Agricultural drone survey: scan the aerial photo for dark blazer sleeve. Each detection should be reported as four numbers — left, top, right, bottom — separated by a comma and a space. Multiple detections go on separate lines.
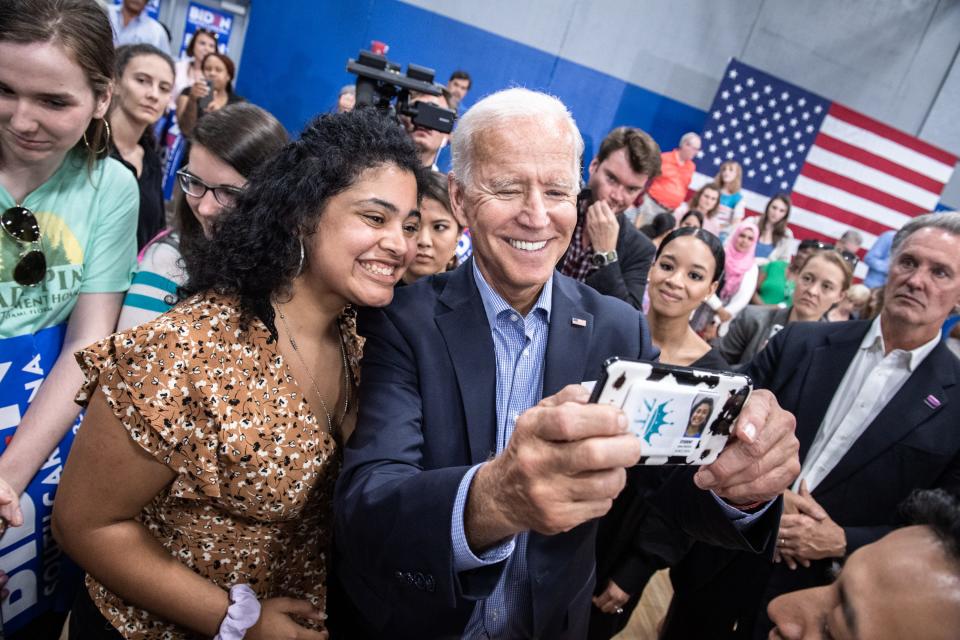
584, 218, 655, 309
333, 305, 492, 628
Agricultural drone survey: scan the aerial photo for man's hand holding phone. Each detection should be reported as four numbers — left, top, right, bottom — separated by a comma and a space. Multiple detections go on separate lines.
465, 385, 641, 551
694, 389, 800, 506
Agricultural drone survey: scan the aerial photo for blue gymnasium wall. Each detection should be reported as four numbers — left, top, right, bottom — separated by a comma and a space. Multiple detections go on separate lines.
235, 0, 706, 170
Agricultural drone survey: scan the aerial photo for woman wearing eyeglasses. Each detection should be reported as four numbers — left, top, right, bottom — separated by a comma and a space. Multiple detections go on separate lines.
116, 103, 288, 331
0, 0, 138, 570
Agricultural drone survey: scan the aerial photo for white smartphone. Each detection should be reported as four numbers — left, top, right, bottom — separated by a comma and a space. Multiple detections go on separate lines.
589, 358, 752, 465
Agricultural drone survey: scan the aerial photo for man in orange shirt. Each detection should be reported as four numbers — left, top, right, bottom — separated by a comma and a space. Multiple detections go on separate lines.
636, 132, 701, 226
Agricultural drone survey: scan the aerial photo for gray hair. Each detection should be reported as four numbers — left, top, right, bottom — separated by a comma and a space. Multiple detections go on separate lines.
450, 87, 584, 188
840, 229, 863, 244
339, 84, 355, 96
892, 211, 960, 254
680, 131, 701, 146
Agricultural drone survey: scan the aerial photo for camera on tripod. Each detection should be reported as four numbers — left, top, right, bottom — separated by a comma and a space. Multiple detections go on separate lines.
346, 50, 456, 134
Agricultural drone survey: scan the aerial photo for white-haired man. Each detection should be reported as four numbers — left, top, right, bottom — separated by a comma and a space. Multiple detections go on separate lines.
636, 131, 701, 226
334, 88, 799, 639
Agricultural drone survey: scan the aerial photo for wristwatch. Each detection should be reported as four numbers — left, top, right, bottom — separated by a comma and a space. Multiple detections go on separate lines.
590, 250, 618, 267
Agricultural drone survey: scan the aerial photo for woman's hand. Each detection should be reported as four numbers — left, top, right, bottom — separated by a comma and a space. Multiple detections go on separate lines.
0, 474, 23, 530
592, 579, 631, 615
245, 597, 328, 640
189, 78, 210, 100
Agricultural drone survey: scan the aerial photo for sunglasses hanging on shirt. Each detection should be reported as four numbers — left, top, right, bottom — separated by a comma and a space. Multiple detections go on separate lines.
2, 205, 47, 286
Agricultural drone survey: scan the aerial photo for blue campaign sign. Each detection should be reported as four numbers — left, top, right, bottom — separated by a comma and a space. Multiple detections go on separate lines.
179, 2, 235, 57
0, 324, 83, 633
112, 0, 161, 20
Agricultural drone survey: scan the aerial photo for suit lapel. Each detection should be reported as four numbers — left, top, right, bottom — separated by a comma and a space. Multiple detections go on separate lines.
793, 323, 866, 462
816, 342, 956, 494
542, 274, 594, 397
435, 263, 498, 464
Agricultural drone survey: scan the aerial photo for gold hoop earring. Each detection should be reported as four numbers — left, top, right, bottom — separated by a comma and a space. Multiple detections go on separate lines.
82, 118, 111, 155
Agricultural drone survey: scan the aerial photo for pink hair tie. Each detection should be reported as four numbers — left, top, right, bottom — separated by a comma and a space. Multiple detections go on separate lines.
214, 584, 261, 640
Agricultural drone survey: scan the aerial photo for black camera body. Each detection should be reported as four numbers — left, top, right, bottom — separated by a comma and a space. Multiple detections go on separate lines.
346, 50, 456, 134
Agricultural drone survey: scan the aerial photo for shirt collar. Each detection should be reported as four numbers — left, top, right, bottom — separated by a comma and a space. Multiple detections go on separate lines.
860, 315, 941, 371
472, 259, 552, 328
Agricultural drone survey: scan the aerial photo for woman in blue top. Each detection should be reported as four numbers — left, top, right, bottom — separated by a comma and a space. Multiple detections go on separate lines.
0, 0, 139, 611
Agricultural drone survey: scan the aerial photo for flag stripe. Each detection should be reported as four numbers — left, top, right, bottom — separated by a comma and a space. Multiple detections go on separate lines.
804, 146, 940, 211
813, 133, 946, 194
829, 103, 958, 167
820, 115, 955, 182
794, 173, 912, 231
790, 192, 893, 237
798, 164, 924, 218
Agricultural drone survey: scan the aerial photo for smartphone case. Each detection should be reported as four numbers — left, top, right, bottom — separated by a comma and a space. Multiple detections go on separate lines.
589, 357, 752, 465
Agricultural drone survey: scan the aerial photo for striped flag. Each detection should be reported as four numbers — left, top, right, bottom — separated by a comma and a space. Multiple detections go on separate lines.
692, 58, 957, 266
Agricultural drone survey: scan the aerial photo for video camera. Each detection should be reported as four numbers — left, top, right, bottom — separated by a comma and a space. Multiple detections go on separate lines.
346, 50, 456, 134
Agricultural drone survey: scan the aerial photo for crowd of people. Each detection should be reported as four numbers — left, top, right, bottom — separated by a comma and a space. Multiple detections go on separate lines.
1, 1, 959, 640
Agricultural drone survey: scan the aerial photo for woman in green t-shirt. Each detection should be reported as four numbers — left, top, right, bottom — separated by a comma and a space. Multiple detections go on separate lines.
0, 0, 138, 564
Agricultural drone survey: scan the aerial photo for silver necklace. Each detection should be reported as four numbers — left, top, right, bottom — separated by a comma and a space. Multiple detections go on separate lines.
277, 307, 349, 435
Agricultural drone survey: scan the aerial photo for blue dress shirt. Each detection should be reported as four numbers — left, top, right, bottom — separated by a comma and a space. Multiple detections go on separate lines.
450, 263, 770, 638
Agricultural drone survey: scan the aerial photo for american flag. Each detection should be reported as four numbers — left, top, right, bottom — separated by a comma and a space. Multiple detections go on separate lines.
691, 59, 957, 266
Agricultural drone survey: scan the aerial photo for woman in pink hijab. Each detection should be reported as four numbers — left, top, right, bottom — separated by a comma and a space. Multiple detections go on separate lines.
691, 221, 759, 338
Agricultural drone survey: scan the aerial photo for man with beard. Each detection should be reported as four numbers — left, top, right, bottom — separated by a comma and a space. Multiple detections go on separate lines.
558, 127, 659, 308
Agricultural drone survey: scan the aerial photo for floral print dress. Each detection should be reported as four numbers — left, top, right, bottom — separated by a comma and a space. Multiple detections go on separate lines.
74, 293, 362, 639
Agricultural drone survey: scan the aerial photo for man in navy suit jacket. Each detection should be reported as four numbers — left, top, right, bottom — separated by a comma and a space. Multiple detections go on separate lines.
333, 88, 801, 639
661, 212, 960, 639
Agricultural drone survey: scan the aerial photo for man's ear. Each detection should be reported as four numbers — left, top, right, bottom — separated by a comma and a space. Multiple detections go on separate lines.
447, 172, 469, 228
587, 157, 599, 179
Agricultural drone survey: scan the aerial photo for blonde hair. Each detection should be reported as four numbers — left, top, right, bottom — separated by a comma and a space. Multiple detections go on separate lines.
714, 160, 743, 193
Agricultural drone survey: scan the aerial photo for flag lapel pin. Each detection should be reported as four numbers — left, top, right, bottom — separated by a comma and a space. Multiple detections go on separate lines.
571, 317, 587, 327
924, 395, 941, 409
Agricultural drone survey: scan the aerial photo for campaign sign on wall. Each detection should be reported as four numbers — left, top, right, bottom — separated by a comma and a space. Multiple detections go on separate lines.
0, 324, 83, 633
178, 2, 235, 57
161, 2, 238, 199
112, 0, 161, 20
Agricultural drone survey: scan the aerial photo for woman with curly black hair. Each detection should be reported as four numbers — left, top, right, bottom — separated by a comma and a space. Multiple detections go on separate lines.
53, 108, 426, 639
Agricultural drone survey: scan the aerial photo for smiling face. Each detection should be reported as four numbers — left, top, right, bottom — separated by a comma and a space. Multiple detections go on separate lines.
791, 254, 847, 322
689, 402, 711, 429
767, 526, 960, 640
450, 117, 579, 314
404, 196, 460, 283
0, 41, 110, 170
304, 163, 420, 308
115, 54, 173, 127
587, 147, 649, 215
183, 144, 246, 238
203, 55, 231, 91
648, 235, 719, 318
882, 228, 960, 338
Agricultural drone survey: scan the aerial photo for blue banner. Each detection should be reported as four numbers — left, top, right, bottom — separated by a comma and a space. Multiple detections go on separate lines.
0, 324, 83, 633
179, 2, 235, 57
